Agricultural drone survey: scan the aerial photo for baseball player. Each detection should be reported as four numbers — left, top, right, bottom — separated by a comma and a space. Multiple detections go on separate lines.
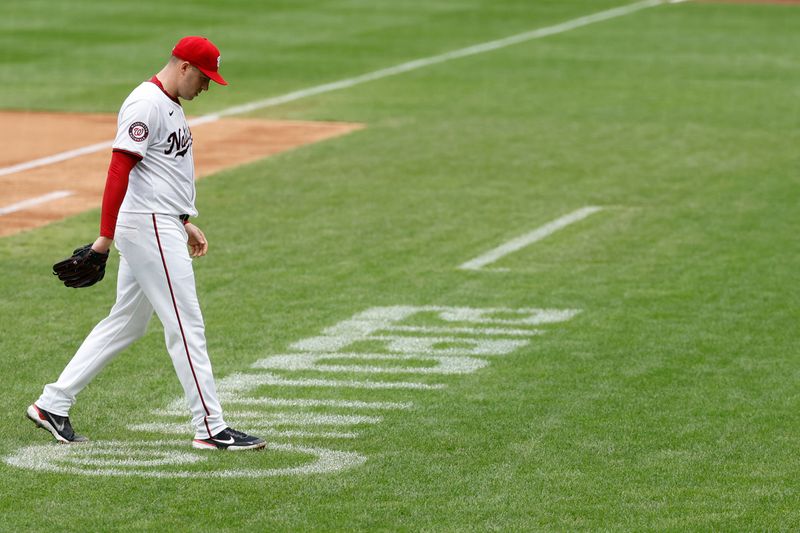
28, 36, 266, 451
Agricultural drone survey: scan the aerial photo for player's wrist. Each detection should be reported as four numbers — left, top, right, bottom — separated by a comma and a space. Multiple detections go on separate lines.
92, 236, 113, 254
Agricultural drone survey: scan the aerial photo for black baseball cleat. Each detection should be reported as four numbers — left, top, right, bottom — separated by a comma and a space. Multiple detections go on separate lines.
26, 404, 89, 444
192, 427, 266, 451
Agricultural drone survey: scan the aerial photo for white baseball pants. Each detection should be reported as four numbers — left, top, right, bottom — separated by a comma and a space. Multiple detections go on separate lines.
37, 212, 226, 439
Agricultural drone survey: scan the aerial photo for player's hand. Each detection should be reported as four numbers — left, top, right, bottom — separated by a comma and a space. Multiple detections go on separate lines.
185, 223, 208, 257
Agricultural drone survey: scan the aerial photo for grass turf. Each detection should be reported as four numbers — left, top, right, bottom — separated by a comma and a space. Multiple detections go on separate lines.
2, 0, 800, 530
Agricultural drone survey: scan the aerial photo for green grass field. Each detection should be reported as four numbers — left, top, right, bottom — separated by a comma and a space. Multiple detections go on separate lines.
3, 0, 800, 530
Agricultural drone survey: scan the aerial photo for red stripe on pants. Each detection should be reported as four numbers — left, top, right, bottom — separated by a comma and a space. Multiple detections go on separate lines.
152, 214, 213, 438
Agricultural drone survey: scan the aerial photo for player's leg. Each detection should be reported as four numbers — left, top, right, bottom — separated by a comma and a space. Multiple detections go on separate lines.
37, 252, 154, 415
31, 251, 154, 441
126, 214, 227, 439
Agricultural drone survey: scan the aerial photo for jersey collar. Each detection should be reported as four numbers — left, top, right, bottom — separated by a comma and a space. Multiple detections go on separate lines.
148, 75, 181, 106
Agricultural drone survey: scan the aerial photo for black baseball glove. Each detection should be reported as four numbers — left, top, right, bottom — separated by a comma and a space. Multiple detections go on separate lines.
53, 244, 109, 288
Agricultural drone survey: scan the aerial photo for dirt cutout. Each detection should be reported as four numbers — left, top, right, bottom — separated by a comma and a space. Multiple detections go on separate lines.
0, 111, 363, 237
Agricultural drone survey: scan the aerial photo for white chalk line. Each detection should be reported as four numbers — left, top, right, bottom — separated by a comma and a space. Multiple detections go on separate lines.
162, 412, 383, 426
253, 352, 490, 375
0, 0, 669, 181
129, 423, 361, 439
221, 372, 446, 391
5, 440, 367, 478
163, 397, 413, 413
0, 142, 111, 178
459, 206, 604, 271
0, 190, 73, 216
382, 325, 542, 337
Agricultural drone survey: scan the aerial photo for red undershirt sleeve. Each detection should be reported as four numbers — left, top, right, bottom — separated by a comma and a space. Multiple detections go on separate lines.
99, 150, 141, 239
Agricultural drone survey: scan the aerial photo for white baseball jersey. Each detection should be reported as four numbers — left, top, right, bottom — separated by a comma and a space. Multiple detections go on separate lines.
37, 77, 226, 440
113, 80, 198, 217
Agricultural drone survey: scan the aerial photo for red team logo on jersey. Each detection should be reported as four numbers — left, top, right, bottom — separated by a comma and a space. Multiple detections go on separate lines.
129, 122, 149, 142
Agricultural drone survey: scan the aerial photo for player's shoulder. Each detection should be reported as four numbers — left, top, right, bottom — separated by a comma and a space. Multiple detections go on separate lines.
119, 81, 173, 121
122, 81, 163, 106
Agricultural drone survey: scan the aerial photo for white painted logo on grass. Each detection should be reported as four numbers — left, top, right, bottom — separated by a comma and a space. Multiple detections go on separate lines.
7, 305, 579, 477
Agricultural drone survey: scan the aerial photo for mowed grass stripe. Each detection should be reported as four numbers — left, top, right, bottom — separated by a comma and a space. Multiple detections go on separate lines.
0, 0, 669, 179
204, 0, 669, 120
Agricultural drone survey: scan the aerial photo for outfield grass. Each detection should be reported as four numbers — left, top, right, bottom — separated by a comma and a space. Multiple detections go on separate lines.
2, 0, 800, 530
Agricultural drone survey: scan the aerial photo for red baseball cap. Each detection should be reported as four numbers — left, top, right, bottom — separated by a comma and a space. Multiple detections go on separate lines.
172, 36, 228, 86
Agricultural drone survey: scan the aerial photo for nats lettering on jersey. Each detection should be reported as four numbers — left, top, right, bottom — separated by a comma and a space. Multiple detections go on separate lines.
164, 126, 192, 158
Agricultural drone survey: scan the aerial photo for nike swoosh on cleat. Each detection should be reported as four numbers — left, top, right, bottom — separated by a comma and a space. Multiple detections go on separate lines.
53, 418, 66, 432
212, 437, 236, 445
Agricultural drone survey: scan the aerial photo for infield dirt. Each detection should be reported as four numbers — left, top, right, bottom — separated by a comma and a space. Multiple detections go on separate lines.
0, 111, 363, 237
